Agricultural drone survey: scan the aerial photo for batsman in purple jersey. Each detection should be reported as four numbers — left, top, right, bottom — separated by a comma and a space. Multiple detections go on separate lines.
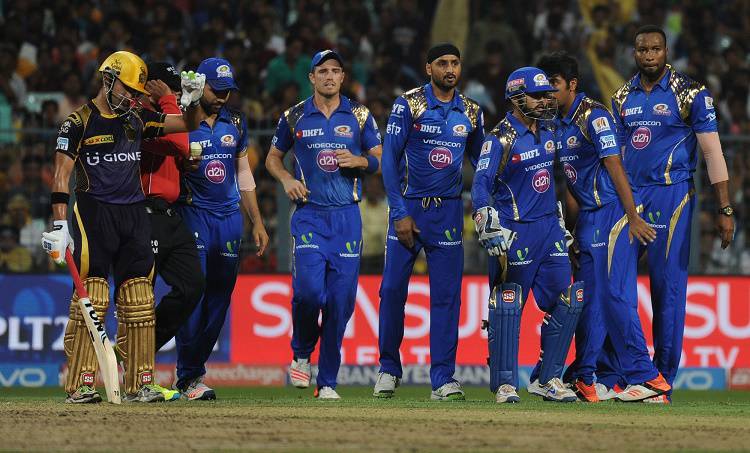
610, 26, 734, 402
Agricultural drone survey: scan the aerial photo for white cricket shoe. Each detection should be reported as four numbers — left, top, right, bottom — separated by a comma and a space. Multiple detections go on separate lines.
289, 358, 311, 389
431, 381, 465, 401
495, 384, 520, 403
373, 372, 400, 398
615, 374, 670, 402
527, 378, 577, 402
315, 386, 341, 400
595, 383, 619, 401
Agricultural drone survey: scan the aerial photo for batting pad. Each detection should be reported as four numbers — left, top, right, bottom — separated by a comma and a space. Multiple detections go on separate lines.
115, 277, 156, 395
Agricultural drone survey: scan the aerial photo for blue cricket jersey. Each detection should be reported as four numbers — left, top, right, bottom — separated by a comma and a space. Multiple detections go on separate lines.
382, 83, 484, 221
272, 95, 381, 207
180, 107, 248, 214
556, 93, 621, 211
471, 112, 557, 222
611, 64, 717, 187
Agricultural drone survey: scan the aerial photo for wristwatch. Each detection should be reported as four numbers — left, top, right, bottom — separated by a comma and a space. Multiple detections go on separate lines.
718, 205, 734, 216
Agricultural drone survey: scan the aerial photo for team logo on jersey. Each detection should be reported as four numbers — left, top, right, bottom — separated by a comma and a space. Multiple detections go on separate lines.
502, 290, 516, 303
631, 126, 651, 149
532, 168, 551, 193
533, 73, 549, 86
428, 147, 453, 169
205, 159, 226, 183
544, 140, 555, 154
480, 140, 492, 155
216, 64, 233, 78
599, 134, 617, 149
220, 134, 236, 147
316, 149, 339, 172
414, 123, 442, 134
563, 162, 577, 184
653, 103, 671, 115
592, 117, 610, 133
296, 128, 325, 139
452, 124, 468, 137
334, 124, 353, 138
566, 136, 580, 148
705, 97, 714, 110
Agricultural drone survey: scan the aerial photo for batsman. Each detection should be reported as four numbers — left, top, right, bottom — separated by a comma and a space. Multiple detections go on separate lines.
42, 51, 203, 403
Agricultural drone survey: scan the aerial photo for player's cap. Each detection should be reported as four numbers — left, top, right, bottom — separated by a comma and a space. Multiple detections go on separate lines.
147, 62, 181, 92
197, 57, 238, 91
310, 49, 343, 72
505, 66, 557, 99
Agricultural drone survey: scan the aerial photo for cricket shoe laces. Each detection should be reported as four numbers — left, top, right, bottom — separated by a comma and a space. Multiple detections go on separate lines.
65, 385, 102, 404
495, 384, 521, 403
616, 373, 671, 402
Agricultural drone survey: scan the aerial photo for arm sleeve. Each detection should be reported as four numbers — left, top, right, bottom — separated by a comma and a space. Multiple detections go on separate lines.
236, 112, 250, 158
271, 115, 294, 153
697, 132, 729, 184
587, 109, 620, 158
236, 154, 257, 192
471, 136, 502, 212
55, 114, 85, 159
381, 97, 412, 221
690, 89, 718, 134
141, 96, 189, 158
466, 109, 486, 167
361, 113, 382, 152
140, 108, 168, 139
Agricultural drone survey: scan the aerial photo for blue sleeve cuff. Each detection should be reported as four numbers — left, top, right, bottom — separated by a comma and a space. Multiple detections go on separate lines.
364, 154, 379, 174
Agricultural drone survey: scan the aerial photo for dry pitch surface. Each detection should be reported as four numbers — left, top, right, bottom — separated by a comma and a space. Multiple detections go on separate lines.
1, 387, 749, 452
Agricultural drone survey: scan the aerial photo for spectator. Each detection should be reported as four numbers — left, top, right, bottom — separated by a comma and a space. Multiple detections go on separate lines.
359, 176, 388, 274
0, 224, 32, 273
56, 72, 88, 122
3, 194, 47, 271
264, 35, 311, 101
8, 154, 51, 220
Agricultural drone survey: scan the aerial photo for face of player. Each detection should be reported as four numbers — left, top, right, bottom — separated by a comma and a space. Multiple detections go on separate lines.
547, 74, 577, 111
514, 91, 557, 120
427, 55, 461, 92
309, 59, 344, 99
109, 78, 142, 115
634, 32, 667, 81
200, 84, 231, 115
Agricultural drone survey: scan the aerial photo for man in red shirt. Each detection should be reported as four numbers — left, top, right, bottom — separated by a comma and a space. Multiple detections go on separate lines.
141, 62, 205, 364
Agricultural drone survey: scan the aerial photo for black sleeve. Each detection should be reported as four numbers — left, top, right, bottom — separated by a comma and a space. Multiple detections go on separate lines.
139, 108, 167, 139
55, 113, 85, 159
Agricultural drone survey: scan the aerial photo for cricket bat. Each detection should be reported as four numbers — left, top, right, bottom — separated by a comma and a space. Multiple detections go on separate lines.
65, 248, 121, 404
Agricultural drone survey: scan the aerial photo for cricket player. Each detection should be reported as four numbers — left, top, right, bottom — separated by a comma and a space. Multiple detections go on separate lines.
175, 57, 269, 401
42, 50, 203, 403
611, 25, 734, 402
140, 62, 205, 354
376, 43, 484, 401
471, 66, 582, 403
538, 52, 671, 403
266, 50, 382, 400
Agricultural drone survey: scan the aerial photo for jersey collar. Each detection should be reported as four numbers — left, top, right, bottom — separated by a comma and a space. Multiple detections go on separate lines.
631, 65, 671, 92
505, 111, 548, 136
424, 83, 465, 112
561, 92, 586, 125
303, 94, 352, 116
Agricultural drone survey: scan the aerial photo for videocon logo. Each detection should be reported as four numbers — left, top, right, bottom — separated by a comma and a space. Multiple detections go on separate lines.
346, 240, 361, 253
225, 240, 239, 253
516, 248, 529, 260
444, 227, 458, 241
555, 241, 565, 253
593, 229, 601, 243
648, 211, 661, 224
300, 233, 313, 244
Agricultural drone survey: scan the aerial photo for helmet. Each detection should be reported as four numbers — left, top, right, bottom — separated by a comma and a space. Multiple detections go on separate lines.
99, 51, 149, 95
505, 66, 558, 120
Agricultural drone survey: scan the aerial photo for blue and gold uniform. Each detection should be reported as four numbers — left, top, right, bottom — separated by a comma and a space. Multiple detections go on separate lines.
611, 65, 717, 389
380, 83, 484, 390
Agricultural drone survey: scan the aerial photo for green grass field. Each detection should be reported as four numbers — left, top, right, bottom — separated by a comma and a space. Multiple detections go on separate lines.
2, 387, 750, 452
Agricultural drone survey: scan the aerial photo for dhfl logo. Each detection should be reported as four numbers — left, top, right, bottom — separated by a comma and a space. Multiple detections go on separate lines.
414, 123, 442, 134
576, 288, 584, 302
428, 147, 453, 169
532, 168, 551, 193
502, 290, 516, 303
296, 128, 324, 139
316, 150, 339, 172
563, 162, 577, 184
205, 160, 226, 183
631, 126, 651, 149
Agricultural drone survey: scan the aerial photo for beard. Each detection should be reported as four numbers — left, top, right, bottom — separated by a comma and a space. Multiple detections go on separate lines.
432, 74, 458, 92
638, 61, 666, 81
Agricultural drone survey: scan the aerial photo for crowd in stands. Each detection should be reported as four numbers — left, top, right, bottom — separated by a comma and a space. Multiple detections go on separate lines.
0, 0, 748, 274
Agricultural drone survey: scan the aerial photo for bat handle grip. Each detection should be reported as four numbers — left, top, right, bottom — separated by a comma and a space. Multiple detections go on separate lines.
65, 248, 89, 299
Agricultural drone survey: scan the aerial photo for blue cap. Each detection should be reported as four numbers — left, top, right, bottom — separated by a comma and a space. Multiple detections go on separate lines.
310, 49, 343, 72
504, 66, 557, 99
197, 58, 238, 91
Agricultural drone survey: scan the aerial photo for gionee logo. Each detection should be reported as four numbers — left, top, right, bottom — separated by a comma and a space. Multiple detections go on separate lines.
516, 248, 529, 260
444, 228, 458, 241
648, 211, 661, 224
301, 233, 313, 244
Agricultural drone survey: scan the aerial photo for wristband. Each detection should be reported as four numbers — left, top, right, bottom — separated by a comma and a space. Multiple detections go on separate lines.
364, 155, 379, 174
51, 192, 70, 205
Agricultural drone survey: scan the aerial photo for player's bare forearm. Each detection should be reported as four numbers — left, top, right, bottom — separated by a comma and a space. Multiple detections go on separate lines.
163, 105, 201, 134
52, 153, 74, 221
265, 146, 295, 183
712, 180, 730, 207
603, 155, 639, 217
240, 189, 263, 226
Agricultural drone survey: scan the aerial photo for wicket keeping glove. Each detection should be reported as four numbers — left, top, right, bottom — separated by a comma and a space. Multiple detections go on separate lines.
556, 201, 574, 248
474, 206, 516, 257
41, 220, 74, 264
180, 71, 206, 108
